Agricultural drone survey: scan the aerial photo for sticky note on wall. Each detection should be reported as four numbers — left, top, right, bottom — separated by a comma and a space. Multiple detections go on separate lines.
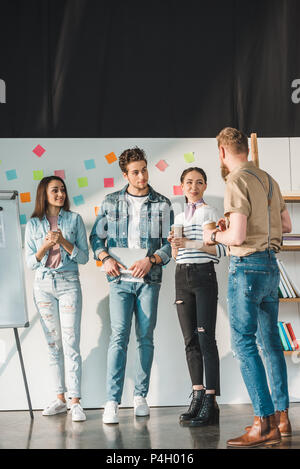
19, 214, 27, 225
33, 145, 46, 157
73, 195, 85, 206
54, 170, 65, 179
95, 207, 100, 217
173, 186, 183, 196
155, 160, 168, 172
105, 152, 117, 164
84, 159, 96, 170
6, 169, 17, 181
33, 170, 44, 181
77, 177, 88, 188
20, 192, 31, 203
184, 152, 195, 163
104, 178, 114, 188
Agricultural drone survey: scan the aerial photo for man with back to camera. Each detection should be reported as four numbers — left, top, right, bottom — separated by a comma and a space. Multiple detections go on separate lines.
90, 147, 174, 424
203, 127, 292, 448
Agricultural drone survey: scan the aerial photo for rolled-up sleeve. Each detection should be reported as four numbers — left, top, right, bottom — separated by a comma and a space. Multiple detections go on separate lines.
154, 201, 174, 265
215, 243, 227, 258
89, 201, 108, 260
69, 214, 89, 264
24, 221, 41, 270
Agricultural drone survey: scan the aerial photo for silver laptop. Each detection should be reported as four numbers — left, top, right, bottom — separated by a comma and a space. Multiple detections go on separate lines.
102, 247, 148, 273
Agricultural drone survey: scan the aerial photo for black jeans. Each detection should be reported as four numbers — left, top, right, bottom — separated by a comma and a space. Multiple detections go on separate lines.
175, 262, 220, 395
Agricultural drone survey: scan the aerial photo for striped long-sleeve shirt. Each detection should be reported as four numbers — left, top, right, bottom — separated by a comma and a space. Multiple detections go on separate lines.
175, 204, 226, 264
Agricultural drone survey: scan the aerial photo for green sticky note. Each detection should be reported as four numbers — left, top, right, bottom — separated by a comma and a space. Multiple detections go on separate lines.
33, 170, 44, 180
77, 177, 88, 188
184, 152, 195, 163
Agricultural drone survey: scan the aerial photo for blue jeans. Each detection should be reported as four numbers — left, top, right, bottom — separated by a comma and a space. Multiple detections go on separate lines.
228, 250, 289, 417
107, 281, 161, 403
33, 271, 83, 398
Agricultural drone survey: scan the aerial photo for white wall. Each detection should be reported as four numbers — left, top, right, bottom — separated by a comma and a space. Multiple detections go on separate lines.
0, 137, 299, 410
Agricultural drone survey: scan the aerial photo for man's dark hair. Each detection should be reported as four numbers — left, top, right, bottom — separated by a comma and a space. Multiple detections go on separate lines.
119, 147, 147, 173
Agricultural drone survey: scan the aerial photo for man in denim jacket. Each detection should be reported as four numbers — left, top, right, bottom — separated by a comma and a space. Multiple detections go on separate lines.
90, 147, 174, 424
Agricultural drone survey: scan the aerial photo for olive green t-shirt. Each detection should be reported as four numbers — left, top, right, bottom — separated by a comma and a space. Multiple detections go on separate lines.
224, 161, 285, 257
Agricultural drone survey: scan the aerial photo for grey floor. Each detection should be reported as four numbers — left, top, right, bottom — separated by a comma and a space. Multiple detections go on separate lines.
1, 403, 300, 449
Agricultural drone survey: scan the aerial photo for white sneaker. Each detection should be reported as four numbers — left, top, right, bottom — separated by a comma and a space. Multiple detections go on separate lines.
70, 403, 86, 422
103, 401, 119, 424
42, 398, 67, 416
134, 396, 150, 417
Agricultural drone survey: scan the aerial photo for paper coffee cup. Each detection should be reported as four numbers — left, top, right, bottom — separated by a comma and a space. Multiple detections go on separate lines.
173, 224, 183, 238
204, 222, 216, 230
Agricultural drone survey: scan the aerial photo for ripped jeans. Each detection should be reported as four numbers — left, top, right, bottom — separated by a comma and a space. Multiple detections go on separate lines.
175, 262, 220, 395
33, 271, 82, 398
228, 250, 289, 417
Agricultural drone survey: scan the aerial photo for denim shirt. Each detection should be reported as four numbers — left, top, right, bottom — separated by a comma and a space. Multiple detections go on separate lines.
25, 208, 89, 275
90, 184, 174, 284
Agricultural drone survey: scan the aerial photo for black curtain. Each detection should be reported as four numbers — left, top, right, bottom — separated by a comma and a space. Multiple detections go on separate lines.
0, 0, 300, 137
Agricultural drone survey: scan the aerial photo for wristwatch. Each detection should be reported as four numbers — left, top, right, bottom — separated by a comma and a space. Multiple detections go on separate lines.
210, 231, 218, 244
149, 255, 156, 265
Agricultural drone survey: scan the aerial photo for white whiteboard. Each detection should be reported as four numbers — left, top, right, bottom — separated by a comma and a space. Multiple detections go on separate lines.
0, 191, 29, 328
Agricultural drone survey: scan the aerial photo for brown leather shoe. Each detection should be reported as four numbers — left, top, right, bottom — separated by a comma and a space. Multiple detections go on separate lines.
245, 409, 292, 437
275, 409, 292, 437
227, 414, 281, 448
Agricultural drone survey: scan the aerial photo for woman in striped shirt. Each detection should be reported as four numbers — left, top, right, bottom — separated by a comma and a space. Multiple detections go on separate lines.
169, 167, 225, 427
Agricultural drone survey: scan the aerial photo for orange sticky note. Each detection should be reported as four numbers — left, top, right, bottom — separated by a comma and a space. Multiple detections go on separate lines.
20, 192, 31, 203
96, 260, 103, 267
105, 152, 117, 164
94, 206, 100, 217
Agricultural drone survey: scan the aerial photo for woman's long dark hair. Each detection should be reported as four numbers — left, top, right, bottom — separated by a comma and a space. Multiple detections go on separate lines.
180, 167, 207, 203
31, 176, 70, 220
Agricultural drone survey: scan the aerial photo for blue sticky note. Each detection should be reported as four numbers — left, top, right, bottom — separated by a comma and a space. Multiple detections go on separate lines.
19, 214, 27, 225
84, 159, 96, 170
73, 195, 85, 206
6, 169, 17, 181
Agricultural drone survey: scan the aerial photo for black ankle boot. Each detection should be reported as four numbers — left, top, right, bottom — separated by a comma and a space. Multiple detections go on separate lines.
179, 389, 205, 423
189, 394, 219, 426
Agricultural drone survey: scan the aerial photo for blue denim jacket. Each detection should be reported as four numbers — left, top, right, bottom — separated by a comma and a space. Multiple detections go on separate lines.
90, 184, 174, 284
25, 208, 89, 274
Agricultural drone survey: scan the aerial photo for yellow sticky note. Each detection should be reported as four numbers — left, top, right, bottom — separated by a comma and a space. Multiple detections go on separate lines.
184, 152, 195, 163
33, 170, 44, 181
77, 177, 88, 188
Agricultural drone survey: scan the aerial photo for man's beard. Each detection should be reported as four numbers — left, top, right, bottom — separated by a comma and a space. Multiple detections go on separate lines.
220, 165, 230, 181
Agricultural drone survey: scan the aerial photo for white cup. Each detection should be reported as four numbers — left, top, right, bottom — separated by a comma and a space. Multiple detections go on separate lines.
172, 224, 183, 238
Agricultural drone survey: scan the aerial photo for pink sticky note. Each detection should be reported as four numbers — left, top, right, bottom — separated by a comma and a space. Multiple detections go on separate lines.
155, 160, 168, 172
104, 178, 114, 188
54, 170, 65, 179
173, 185, 183, 196
33, 145, 46, 157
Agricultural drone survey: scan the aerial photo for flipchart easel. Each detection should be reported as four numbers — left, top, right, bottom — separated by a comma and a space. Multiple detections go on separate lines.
250, 133, 259, 168
0, 191, 33, 419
